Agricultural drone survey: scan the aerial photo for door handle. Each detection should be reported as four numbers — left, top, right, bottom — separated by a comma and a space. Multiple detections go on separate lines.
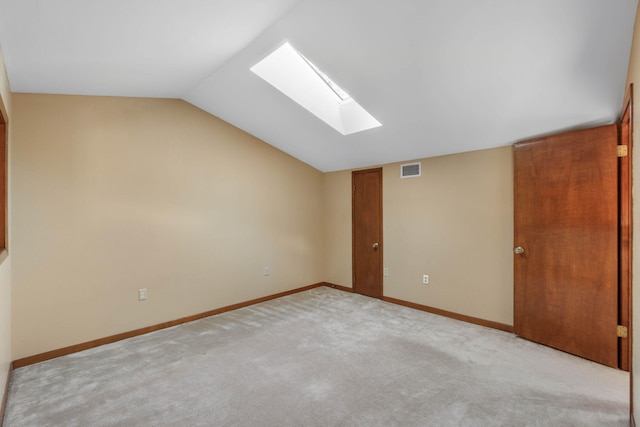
514, 246, 525, 255
372, 242, 379, 249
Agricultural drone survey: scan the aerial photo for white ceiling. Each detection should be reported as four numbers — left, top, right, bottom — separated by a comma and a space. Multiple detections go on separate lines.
0, 0, 637, 172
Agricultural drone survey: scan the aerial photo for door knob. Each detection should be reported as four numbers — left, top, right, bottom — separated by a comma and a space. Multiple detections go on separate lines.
514, 246, 525, 255
372, 242, 379, 249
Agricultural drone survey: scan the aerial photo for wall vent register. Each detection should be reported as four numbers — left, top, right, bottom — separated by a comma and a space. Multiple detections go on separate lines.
401, 162, 421, 178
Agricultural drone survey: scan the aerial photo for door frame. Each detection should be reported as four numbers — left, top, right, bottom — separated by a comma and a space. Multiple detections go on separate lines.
352, 168, 383, 298
620, 84, 634, 418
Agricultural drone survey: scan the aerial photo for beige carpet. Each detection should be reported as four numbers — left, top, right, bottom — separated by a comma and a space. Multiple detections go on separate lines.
3, 286, 629, 426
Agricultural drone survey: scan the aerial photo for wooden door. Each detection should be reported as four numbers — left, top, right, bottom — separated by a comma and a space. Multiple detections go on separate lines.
514, 124, 619, 368
352, 168, 383, 298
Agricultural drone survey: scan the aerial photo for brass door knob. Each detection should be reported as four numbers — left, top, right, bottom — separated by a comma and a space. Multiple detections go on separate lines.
514, 246, 525, 255
372, 242, 379, 249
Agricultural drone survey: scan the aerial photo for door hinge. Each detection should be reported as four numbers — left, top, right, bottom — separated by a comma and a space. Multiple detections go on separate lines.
617, 325, 628, 338
618, 145, 628, 157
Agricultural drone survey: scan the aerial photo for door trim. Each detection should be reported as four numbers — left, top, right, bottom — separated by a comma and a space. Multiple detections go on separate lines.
620, 83, 634, 419
619, 86, 633, 372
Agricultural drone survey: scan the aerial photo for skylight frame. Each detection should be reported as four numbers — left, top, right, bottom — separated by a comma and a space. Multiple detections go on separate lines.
298, 53, 351, 102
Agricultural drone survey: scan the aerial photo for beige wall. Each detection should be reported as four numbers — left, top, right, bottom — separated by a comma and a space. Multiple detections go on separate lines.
384, 148, 514, 324
10, 93, 512, 362
323, 170, 352, 286
324, 146, 514, 326
625, 2, 640, 420
11, 93, 514, 361
0, 47, 11, 411
11, 94, 324, 359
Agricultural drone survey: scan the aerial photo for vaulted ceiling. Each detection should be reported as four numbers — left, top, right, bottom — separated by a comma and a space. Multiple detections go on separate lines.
0, 0, 637, 171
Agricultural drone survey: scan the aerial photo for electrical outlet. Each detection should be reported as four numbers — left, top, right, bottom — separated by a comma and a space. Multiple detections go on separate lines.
384, 267, 389, 277
138, 288, 147, 301
264, 266, 270, 276
423, 275, 429, 285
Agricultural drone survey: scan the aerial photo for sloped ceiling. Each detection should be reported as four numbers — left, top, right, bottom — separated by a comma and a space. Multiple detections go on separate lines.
0, 0, 637, 171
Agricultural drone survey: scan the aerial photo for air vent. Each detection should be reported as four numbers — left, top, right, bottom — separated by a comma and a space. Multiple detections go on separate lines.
401, 162, 421, 178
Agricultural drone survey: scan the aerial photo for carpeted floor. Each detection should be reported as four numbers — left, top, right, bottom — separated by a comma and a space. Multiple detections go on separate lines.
3, 287, 629, 426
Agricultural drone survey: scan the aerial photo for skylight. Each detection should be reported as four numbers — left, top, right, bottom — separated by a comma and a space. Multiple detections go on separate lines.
250, 42, 382, 136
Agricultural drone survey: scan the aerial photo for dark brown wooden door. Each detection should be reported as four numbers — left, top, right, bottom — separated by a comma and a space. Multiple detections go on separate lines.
514, 124, 619, 368
352, 168, 382, 298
